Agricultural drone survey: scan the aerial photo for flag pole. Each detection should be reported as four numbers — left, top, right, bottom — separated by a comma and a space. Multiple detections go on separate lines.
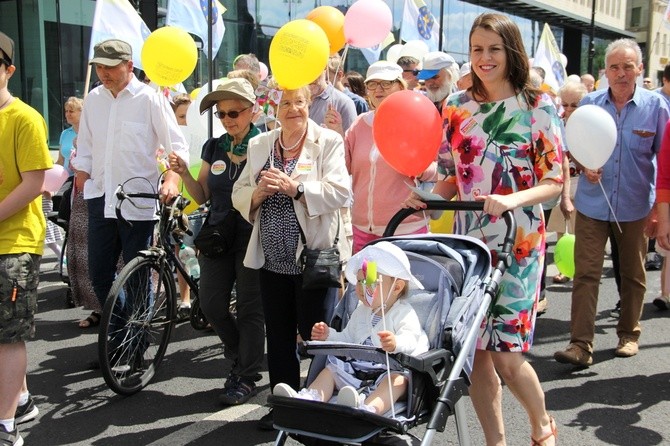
207, 0, 214, 140
438, 0, 444, 51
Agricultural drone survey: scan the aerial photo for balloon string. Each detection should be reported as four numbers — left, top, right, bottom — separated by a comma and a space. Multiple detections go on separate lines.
378, 275, 396, 419
269, 90, 284, 169
599, 178, 622, 233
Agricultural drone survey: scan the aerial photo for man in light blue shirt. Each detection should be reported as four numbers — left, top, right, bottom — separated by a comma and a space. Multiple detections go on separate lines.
555, 39, 669, 366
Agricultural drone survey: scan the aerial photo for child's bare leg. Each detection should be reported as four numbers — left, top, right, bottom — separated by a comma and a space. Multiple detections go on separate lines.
364, 373, 407, 414
307, 368, 337, 402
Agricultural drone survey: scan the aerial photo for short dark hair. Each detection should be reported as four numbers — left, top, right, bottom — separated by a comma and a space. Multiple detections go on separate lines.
663, 63, 670, 82
396, 56, 419, 68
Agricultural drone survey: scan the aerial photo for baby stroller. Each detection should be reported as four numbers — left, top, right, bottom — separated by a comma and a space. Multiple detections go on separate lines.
268, 201, 515, 446
47, 176, 74, 307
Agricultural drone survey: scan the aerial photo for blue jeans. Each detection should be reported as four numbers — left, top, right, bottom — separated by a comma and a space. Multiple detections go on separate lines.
87, 196, 154, 308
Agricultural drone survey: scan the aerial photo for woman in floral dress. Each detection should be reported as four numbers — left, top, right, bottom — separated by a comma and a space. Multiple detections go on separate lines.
408, 13, 562, 446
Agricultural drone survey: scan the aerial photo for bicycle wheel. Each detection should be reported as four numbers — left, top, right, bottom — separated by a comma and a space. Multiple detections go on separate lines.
98, 256, 175, 395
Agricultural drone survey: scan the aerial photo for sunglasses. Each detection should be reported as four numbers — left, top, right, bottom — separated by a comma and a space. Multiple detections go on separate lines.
403, 69, 420, 76
0, 57, 10, 68
561, 103, 579, 108
214, 106, 251, 119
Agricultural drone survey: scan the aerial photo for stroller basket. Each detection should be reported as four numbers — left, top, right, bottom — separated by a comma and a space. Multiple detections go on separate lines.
270, 201, 516, 446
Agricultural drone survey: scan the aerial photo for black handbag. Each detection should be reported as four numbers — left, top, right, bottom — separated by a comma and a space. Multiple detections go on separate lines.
298, 213, 342, 290
194, 209, 238, 258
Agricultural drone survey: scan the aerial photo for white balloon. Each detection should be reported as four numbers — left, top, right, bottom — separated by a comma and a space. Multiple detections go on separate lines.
385, 44, 403, 64
559, 53, 568, 68
186, 80, 226, 146
399, 40, 429, 61
565, 104, 617, 169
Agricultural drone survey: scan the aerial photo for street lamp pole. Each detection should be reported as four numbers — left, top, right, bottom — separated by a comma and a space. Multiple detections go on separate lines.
588, 0, 596, 75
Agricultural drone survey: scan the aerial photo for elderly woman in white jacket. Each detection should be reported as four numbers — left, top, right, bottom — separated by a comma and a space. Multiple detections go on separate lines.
232, 84, 351, 429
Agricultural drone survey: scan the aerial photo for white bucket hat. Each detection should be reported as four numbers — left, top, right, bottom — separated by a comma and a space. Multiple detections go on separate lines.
345, 241, 424, 290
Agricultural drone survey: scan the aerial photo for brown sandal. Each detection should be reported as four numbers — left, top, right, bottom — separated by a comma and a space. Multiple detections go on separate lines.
531, 416, 557, 446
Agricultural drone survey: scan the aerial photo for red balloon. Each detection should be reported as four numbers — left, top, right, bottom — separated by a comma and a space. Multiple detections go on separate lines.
373, 90, 442, 177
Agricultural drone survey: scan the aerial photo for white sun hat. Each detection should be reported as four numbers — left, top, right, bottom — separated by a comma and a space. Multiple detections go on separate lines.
345, 241, 424, 290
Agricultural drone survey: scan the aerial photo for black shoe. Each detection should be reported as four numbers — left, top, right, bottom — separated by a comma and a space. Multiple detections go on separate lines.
219, 378, 257, 406
14, 395, 38, 424
645, 252, 662, 271
258, 409, 274, 431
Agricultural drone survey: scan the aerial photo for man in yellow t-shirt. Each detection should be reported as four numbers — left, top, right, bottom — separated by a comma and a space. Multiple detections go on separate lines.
0, 31, 53, 446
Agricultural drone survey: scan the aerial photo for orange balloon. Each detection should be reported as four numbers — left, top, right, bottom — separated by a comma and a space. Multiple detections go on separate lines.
306, 6, 346, 55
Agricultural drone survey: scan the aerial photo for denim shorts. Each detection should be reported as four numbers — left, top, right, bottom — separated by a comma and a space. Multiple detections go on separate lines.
0, 253, 41, 343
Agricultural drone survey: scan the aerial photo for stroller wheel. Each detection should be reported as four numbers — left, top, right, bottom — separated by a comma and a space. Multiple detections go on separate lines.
65, 289, 75, 309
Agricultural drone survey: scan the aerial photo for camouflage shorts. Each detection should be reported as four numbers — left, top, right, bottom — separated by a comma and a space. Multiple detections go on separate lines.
0, 253, 41, 343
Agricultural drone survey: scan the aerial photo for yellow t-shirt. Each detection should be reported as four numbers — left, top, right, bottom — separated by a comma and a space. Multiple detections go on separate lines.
0, 98, 52, 255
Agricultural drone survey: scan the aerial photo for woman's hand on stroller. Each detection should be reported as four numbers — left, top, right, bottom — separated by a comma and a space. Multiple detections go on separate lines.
475, 193, 519, 218
311, 322, 329, 341
403, 191, 426, 210
378, 331, 396, 352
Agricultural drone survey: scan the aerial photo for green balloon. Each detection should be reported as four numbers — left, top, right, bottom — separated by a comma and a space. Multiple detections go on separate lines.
554, 234, 575, 278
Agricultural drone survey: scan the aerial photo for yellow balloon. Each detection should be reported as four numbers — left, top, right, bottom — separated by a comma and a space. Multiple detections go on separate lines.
429, 210, 455, 234
269, 19, 330, 90
181, 163, 202, 214
189, 87, 201, 101
142, 27, 197, 86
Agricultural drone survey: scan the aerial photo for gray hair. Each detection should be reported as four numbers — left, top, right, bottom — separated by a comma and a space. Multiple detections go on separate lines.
443, 63, 461, 92
558, 81, 588, 100
529, 70, 543, 89
233, 53, 260, 74
605, 39, 642, 65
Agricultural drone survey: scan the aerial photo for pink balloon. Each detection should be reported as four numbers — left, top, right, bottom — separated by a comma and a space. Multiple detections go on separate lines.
43, 164, 69, 191
344, 0, 392, 48
259, 62, 269, 81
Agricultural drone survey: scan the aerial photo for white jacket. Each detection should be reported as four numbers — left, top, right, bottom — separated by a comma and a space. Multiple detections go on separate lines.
232, 120, 352, 270
327, 299, 429, 356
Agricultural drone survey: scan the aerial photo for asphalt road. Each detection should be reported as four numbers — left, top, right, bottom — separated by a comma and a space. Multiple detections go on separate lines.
19, 241, 670, 445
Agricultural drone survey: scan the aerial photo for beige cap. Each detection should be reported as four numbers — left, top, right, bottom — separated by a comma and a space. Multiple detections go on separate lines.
199, 78, 256, 114
0, 31, 14, 66
89, 39, 132, 66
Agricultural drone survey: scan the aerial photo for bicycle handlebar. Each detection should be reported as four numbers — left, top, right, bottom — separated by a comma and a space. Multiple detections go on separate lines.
114, 185, 191, 227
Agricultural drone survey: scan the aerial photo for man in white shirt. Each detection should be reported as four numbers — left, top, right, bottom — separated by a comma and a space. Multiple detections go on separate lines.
73, 39, 188, 308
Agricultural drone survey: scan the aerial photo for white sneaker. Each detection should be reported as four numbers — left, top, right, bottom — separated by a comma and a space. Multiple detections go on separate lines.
336, 386, 361, 408
273, 383, 297, 398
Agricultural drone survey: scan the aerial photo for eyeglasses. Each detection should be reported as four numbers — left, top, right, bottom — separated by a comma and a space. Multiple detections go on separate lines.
366, 80, 397, 90
403, 69, 419, 76
278, 99, 308, 109
214, 106, 251, 119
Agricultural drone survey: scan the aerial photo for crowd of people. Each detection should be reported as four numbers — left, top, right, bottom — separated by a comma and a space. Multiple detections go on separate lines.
4, 9, 670, 445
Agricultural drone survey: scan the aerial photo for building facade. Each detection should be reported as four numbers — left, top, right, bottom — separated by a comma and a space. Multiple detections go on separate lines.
0, 0, 633, 148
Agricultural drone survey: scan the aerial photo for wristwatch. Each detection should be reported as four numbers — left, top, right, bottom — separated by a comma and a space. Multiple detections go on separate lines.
294, 182, 304, 200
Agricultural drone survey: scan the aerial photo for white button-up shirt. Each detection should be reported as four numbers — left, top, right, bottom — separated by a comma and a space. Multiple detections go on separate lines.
73, 75, 189, 220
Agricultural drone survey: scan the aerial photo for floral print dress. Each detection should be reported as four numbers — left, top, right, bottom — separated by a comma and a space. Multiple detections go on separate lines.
438, 91, 563, 352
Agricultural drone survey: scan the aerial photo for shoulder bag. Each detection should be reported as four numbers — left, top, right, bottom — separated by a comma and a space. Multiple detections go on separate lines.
297, 212, 342, 290
194, 209, 238, 258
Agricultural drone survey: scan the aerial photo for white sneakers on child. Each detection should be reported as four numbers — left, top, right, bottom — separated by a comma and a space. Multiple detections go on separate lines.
273, 383, 320, 401
336, 386, 375, 413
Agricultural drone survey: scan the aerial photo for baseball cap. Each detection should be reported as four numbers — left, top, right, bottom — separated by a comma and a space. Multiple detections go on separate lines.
365, 61, 403, 83
0, 31, 14, 66
89, 39, 132, 66
199, 78, 256, 114
459, 62, 471, 78
417, 52, 456, 80
345, 241, 424, 290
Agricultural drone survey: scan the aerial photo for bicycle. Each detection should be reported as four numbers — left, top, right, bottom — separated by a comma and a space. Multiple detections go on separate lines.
97, 180, 202, 395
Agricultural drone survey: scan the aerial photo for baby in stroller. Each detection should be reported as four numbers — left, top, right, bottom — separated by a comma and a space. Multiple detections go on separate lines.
274, 241, 429, 415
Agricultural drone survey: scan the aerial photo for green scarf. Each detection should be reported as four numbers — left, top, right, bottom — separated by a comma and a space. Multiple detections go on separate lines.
218, 124, 260, 156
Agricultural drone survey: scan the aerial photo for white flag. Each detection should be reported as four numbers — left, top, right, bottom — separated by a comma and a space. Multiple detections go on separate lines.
166, 0, 226, 58
400, 0, 442, 52
533, 23, 566, 92
89, 0, 151, 69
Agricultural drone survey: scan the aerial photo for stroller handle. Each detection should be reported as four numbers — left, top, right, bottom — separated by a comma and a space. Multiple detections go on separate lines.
384, 201, 515, 250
